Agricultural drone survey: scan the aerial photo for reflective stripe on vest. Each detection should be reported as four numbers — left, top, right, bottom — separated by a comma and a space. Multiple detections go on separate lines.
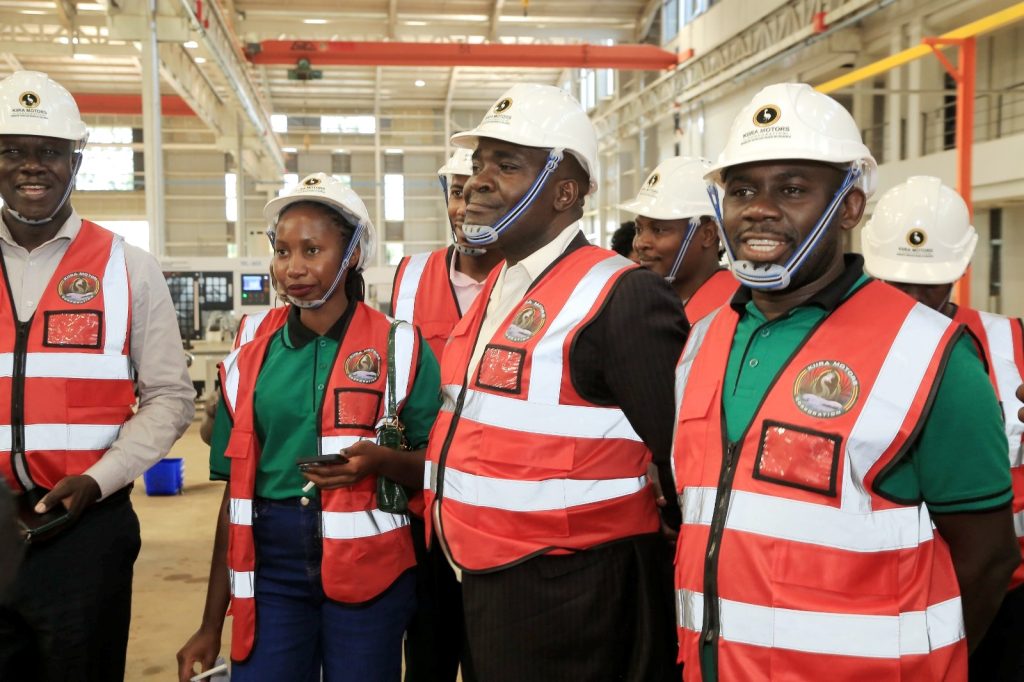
676, 589, 964, 659
427, 460, 647, 512
321, 509, 410, 539
0, 424, 123, 451
393, 252, 431, 324
229, 569, 255, 599
444, 386, 642, 441
0, 352, 132, 380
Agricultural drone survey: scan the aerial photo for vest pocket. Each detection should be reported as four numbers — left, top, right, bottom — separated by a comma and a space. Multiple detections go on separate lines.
334, 388, 383, 431
753, 421, 841, 498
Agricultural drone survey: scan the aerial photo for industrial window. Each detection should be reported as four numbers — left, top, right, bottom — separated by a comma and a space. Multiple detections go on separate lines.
384, 174, 405, 221
271, 114, 288, 133
76, 126, 134, 191
579, 69, 597, 111
100, 220, 149, 252
321, 115, 376, 134
385, 243, 405, 265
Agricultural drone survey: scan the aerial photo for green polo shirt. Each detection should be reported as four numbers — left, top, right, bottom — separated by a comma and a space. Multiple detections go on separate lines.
209, 304, 442, 500
700, 256, 1011, 681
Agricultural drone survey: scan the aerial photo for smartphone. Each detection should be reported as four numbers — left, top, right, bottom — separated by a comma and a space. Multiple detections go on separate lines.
17, 491, 72, 544
296, 454, 347, 470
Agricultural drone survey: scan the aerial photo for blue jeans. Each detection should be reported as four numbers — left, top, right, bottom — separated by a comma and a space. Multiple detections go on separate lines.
232, 498, 415, 682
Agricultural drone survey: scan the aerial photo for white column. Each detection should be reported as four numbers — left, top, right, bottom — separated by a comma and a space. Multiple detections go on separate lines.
139, 0, 165, 256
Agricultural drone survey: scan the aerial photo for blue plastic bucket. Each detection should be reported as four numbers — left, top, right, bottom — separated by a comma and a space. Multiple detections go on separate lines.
143, 457, 184, 495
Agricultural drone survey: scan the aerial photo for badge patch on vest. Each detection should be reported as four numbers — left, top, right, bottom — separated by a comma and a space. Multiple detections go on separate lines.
504, 300, 546, 342
57, 272, 100, 304
754, 420, 841, 497
476, 344, 525, 394
334, 388, 382, 430
43, 310, 102, 348
345, 349, 381, 384
792, 360, 859, 418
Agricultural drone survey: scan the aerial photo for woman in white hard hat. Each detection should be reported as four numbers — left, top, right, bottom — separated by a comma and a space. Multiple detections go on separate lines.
619, 156, 736, 322
864, 176, 1024, 682
0, 71, 196, 681
177, 173, 442, 682
671, 83, 1018, 682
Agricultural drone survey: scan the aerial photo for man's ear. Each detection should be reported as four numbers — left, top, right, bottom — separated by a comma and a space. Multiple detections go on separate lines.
699, 217, 718, 248
838, 188, 867, 232
552, 177, 582, 213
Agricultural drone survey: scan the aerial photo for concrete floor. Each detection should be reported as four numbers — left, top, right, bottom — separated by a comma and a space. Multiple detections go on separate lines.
125, 419, 230, 680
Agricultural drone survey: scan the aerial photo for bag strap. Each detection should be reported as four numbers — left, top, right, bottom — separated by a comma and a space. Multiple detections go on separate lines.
386, 320, 401, 420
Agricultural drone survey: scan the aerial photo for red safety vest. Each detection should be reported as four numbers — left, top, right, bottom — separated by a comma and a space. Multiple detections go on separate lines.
219, 302, 419, 662
391, 247, 462, 360
233, 305, 290, 350
684, 269, 737, 323
424, 245, 660, 573
954, 305, 1024, 589
0, 220, 135, 492
672, 281, 966, 681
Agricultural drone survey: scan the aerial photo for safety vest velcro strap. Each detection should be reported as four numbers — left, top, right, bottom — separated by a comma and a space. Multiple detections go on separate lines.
676, 589, 964, 658
0, 423, 122, 451
229, 569, 255, 599
0, 352, 133, 380
445, 387, 642, 441
681, 486, 933, 552
229, 498, 253, 526
320, 435, 367, 456
439, 465, 647, 512
321, 509, 410, 539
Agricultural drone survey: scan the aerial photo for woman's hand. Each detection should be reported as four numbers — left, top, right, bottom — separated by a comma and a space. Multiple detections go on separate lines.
301, 440, 389, 489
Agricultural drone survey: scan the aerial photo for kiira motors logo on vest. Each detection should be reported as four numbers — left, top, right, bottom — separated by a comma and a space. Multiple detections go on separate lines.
792, 360, 859, 418
57, 272, 100, 304
504, 300, 546, 342
345, 349, 381, 384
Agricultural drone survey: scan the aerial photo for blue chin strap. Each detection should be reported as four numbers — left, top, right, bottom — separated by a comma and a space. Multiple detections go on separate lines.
266, 220, 366, 310
709, 165, 861, 291
439, 175, 487, 257
664, 217, 702, 284
461, 148, 563, 246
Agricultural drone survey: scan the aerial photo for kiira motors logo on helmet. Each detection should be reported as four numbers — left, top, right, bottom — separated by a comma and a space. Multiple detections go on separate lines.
304, 176, 321, 186
753, 105, 781, 127
645, 173, 660, 188
494, 98, 512, 113
906, 229, 927, 248
19, 91, 40, 109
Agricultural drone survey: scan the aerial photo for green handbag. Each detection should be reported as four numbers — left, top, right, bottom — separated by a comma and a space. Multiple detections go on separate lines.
376, 321, 411, 514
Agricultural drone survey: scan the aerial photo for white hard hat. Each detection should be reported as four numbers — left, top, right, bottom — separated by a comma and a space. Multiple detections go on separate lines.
0, 71, 88, 144
438, 148, 473, 179
451, 83, 598, 193
263, 173, 377, 271
619, 156, 715, 220
705, 83, 877, 197
862, 176, 977, 285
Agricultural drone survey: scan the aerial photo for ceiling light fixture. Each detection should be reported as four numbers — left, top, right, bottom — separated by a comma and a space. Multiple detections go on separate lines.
414, 79, 426, 87
184, 40, 199, 49
303, 18, 328, 24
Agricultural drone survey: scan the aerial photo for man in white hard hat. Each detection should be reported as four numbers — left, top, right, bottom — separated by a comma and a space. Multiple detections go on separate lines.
0, 71, 194, 680
391, 148, 502, 682
863, 176, 1024, 682
620, 156, 736, 322
670, 83, 1018, 681
422, 83, 685, 681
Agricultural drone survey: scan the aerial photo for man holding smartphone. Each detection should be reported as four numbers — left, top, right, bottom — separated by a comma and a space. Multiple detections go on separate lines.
0, 71, 195, 681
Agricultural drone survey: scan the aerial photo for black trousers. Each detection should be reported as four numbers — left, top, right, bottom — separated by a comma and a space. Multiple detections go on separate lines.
461, 534, 680, 682
0, 489, 141, 682
404, 516, 471, 682
970, 583, 1024, 682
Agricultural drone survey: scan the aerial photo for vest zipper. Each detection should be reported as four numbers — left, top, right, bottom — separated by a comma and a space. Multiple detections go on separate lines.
10, 320, 32, 491
431, 383, 469, 569
701, 438, 739, 674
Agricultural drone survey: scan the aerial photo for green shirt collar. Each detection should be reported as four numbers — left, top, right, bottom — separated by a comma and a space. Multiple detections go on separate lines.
283, 298, 358, 349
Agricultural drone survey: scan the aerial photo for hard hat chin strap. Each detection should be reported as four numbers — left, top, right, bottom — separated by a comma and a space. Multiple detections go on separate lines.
664, 218, 702, 284
440, 175, 488, 257
710, 165, 860, 291
461, 148, 563, 246
6, 149, 85, 227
